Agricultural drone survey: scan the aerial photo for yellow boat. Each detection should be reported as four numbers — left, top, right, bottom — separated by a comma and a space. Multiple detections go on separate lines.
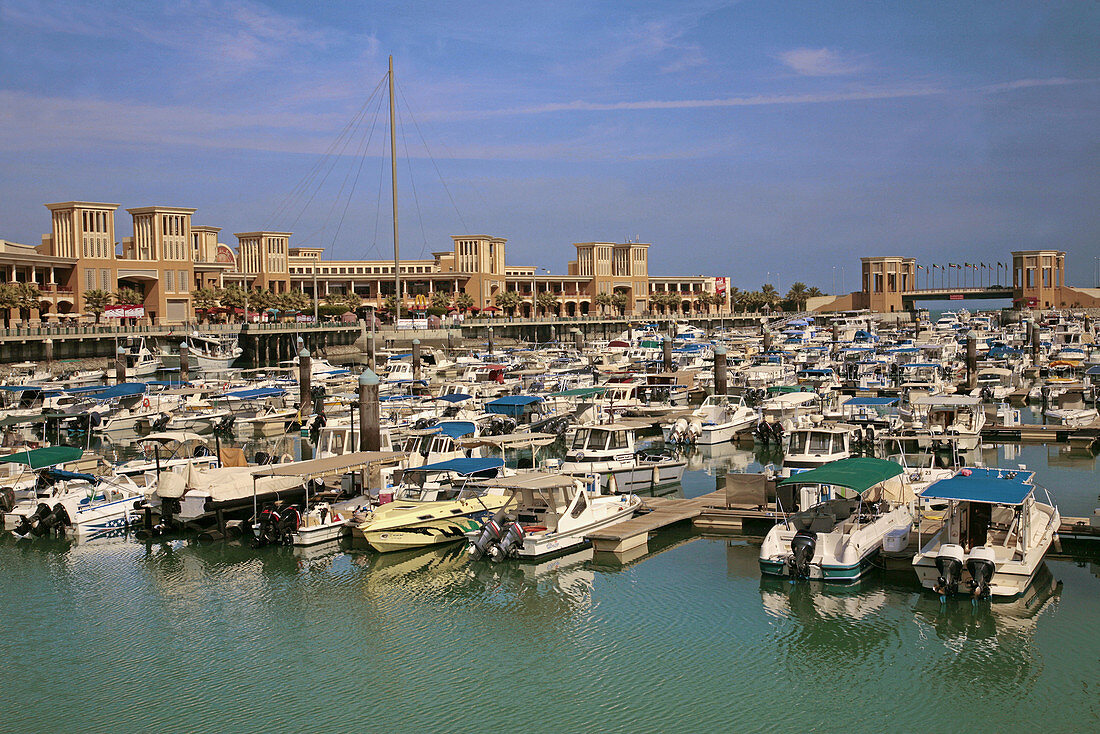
348, 457, 510, 553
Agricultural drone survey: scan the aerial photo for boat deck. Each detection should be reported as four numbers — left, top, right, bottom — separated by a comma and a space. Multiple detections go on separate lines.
585, 490, 723, 553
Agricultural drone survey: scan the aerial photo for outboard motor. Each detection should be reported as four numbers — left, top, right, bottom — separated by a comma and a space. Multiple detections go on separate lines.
933, 544, 966, 599
755, 422, 772, 445
788, 530, 817, 579
770, 421, 785, 444
214, 414, 236, 435
13, 502, 52, 538
36, 503, 72, 536
0, 487, 14, 514
252, 503, 301, 548
966, 547, 997, 600
151, 413, 171, 432
467, 518, 504, 560
491, 521, 525, 562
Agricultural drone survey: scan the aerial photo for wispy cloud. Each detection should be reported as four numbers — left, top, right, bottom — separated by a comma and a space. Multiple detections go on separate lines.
777, 47, 866, 76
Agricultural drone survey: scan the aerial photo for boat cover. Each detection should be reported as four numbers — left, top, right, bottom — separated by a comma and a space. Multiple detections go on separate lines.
842, 397, 899, 406
405, 456, 504, 475
919, 467, 1036, 505
0, 445, 84, 469
778, 457, 904, 493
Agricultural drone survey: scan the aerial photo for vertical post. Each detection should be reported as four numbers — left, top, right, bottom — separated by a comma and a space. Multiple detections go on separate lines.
179, 340, 189, 384
662, 336, 672, 373
359, 369, 380, 451
115, 346, 127, 385
966, 331, 978, 390
298, 347, 312, 418
412, 338, 421, 391
389, 55, 401, 324
367, 332, 376, 371
44, 337, 53, 367
762, 329, 772, 354
831, 321, 840, 356
1030, 321, 1040, 364
487, 326, 494, 355
446, 330, 454, 356
573, 328, 583, 354
714, 343, 728, 395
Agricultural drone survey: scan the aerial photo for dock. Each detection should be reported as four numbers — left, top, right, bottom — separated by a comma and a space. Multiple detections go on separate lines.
981, 421, 1100, 447
586, 489, 724, 553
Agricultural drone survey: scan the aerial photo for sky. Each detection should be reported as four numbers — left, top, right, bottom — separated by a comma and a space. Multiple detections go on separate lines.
1, 0, 1098, 292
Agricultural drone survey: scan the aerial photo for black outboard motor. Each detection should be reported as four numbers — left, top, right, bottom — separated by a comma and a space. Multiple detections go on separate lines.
213, 414, 236, 435
966, 548, 996, 600
770, 421, 785, 444
13, 502, 52, 538
467, 518, 504, 560
491, 522, 525, 562
0, 487, 14, 514
252, 503, 302, 548
151, 413, 171, 432
788, 530, 817, 579
35, 503, 72, 536
755, 422, 772, 445
933, 546, 965, 599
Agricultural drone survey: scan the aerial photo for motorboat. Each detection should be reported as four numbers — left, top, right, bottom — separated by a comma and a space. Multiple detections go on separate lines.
466, 472, 642, 561
348, 457, 510, 552
910, 394, 986, 452
561, 423, 686, 494
185, 333, 243, 372
912, 467, 1060, 598
759, 457, 916, 583
122, 337, 162, 377
779, 419, 861, 477
662, 394, 756, 445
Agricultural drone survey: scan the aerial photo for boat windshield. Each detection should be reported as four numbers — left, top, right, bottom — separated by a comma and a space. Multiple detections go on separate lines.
789, 431, 834, 454
395, 478, 467, 502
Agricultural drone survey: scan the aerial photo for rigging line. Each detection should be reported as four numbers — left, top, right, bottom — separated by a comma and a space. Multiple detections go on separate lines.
329, 86, 386, 259
396, 100, 431, 262
316, 87, 386, 258
275, 73, 389, 234
367, 123, 387, 261
396, 83, 469, 233
265, 76, 385, 232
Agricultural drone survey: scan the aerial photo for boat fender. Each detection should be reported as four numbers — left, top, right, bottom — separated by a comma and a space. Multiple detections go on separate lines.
143, 398, 151, 409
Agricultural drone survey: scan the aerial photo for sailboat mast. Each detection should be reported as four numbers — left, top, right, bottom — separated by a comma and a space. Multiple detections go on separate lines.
389, 55, 401, 323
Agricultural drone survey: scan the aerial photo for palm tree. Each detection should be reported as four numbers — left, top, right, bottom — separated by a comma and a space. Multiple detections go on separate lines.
250, 288, 278, 313
699, 291, 717, 314
16, 283, 41, 322
805, 286, 824, 298
786, 282, 808, 311
536, 291, 560, 316
0, 283, 19, 326
494, 290, 522, 316
610, 291, 629, 316
83, 289, 113, 324
279, 289, 312, 314
760, 284, 779, 308
219, 285, 248, 321
453, 292, 474, 313
430, 291, 451, 310
594, 292, 613, 316
725, 286, 739, 313
114, 287, 143, 306
191, 287, 220, 322
382, 294, 400, 314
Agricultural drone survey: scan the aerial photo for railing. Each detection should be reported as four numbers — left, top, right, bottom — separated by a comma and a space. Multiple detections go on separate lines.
0, 320, 363, 339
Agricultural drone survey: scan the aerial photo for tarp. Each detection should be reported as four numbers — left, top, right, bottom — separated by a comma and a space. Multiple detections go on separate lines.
486, 395, 543, 418
225, 387, 287, 400
405, 456, 505, 475
548, 387, 607, 398
778, 457, 904, 493
0, 445, 84, 469
44, 468, 99, 484
920, 467, 1036, 505
843, 397, 899, 406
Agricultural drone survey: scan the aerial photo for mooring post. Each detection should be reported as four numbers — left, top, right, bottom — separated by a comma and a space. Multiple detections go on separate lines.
412, 338, 422, 393
762, 329, 772, 354
179, 341, 190, 384
715, 344, 728, 395
359, 368, 380, 451
966, 331, 978, 389
298, 347, 312, 418
487, 326, 494, 355
662, 337, 673, 372
115, 345, 127, 384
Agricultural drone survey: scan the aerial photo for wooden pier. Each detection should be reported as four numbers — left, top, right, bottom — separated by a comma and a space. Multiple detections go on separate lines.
981, 421, 1100, 449
586, 489, 724, 553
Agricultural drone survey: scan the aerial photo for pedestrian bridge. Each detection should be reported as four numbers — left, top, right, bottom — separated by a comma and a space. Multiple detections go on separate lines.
901, 286, 1013, 307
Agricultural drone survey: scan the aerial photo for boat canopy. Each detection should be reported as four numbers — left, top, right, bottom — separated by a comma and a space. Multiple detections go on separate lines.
458, 432, 558, 449
919, 467, 1036, 505
778, 457, 904, 493
912, 394, 982, 407
406, 456, 504, 475
843, 397, 898, 406
225, 387, 286, 400
433, 421, 477, 439
252, 451, 405, 480
548, 387, 608, 398
0, 445, 84, 469
83, 382, 148, 400
486, 395, 543, 417
435, 393, 473, 403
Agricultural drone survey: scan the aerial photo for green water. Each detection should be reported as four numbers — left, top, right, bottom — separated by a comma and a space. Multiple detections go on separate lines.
1, 441, 1098, 733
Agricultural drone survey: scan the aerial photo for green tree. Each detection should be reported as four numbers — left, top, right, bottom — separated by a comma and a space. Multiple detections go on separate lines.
382, 294, 400, 314
760, 284, 779, 308
699, 291, 717, 314
280, 289, 312, 314
250, 288, 278, 312
83, 289, 113, 324
805, 286, 824, 299
16, 283, 42, 322
786, 282, 808, 311
536, 291, 560, 316
219, 285, 248, 321
114, 287, 143, 306
610, 291, 629, 316
494, 290, 523, 316
191, 287, 220, 322
453, 292, 474, 313
594, 292, 613, 316
430, 291, 452, 310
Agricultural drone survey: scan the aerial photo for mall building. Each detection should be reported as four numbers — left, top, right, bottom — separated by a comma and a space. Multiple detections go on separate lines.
0, 200, 728, 324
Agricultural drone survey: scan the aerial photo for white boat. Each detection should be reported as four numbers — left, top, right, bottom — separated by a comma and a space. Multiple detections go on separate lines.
186, 333, 243, 372
780, 420, 861, 477
759, 457, 916, 583
123, 337, 162, 377
6, 466, 146, 539
912, 467, 1060, 598
561, 423, 686, 494
662, 394, 756, 445
466, 472, 641, 560
910, 394, 986, 452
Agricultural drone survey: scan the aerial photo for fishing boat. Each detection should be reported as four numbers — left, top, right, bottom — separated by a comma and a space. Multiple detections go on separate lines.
123, 338, 162, 377
466, 472, 641, 561
912, 467, 1060, 598
759, 457, 916, 583
348, 457, 510, 552
561, 423, 686, 494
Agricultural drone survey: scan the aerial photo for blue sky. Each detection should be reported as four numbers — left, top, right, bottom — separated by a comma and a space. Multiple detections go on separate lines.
1, 1, 1097, 291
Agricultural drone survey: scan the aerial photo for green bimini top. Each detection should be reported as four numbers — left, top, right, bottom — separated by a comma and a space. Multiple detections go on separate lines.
0, 445, 84, 469
777, 457, 904, 493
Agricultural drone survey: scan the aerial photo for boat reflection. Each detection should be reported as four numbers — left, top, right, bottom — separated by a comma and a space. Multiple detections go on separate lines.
759, 575, 889, 622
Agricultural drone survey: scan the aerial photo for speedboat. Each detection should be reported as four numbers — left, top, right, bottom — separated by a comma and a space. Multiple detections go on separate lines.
662, 394, 756, 445
912, 467, 1060, 599
561, 423, 685, 494
347, 457, 509, 552
5, 463, 146, 539
759, 457, 916, 583
466, 472, 641, 561
779, 419, 861, 478
186, 333, 243, 372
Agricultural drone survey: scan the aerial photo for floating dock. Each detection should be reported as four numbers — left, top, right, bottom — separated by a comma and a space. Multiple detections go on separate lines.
982, 421, 1100, 447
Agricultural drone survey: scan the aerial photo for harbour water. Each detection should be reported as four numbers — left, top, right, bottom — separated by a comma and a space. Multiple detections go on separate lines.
1, 437, 1098, 733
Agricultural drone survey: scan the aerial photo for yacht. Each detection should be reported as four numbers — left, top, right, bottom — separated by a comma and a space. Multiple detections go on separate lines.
912, 468, 1060, 598
123, 338, 162, 377
910, 395, 986, 451
561, 423, 686, 494
662, 394, 756, 445
466, 472, 641, 561
759, 457, 916, 583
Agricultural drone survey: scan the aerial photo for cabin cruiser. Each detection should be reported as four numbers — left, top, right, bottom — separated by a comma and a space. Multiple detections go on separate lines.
759, 458, 916, 583
779, 420, 861, 478
348, 457, 510, 552
561, 423, 686, 494
148, 461, 304, 531
661, 394, 756, 445
754, 389, 821, 444
186, 333, 243, 372
912, 468, 1060, 598
122, 338, 162, 378
909, 395, 986, 451
969, 367, 1016, 401
466, 472, 641, 561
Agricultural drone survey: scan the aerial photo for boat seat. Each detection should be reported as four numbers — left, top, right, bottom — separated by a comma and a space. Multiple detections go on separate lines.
808, 514, 836, 533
